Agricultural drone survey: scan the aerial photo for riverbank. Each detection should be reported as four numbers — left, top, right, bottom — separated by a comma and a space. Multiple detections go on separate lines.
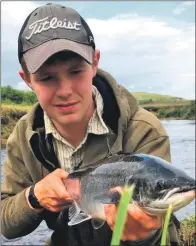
141, 100, 195, 120
1, 104, 31, 148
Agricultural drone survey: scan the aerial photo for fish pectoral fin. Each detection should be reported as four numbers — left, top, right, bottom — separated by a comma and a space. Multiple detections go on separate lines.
91, 219, 105, 230
68, 212, 92, 226
68, 201, 81, 220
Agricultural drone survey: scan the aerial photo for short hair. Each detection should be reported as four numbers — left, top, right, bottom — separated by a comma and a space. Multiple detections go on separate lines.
21, 56, 30, 77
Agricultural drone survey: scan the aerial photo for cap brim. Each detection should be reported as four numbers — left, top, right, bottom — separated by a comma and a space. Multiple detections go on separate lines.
23, 39, 94, 73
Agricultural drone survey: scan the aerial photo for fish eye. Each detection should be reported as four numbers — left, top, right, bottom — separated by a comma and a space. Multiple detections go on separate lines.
173, 178, 177, 183
157, 180, 165, 190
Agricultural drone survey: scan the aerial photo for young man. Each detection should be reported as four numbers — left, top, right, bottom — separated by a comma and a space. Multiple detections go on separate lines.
1, 3, 180, 246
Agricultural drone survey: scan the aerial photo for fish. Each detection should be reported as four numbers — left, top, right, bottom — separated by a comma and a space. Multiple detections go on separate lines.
64, 153, 195, 229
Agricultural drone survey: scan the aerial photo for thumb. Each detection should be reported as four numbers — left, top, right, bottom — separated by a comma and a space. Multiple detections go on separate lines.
54, 168, 69, 179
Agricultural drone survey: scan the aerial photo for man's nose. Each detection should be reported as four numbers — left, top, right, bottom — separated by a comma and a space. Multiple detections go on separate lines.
56, 78, 73, 97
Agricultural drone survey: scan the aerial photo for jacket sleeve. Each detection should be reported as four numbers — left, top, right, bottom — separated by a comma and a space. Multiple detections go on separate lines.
1, 123, 43, 239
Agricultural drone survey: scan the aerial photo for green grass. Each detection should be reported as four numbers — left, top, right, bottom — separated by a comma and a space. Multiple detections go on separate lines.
161, 204, 173, 246
1, 99, 34, 106
1, 104, 32, 111
132, 92, 187, 104
111, 185, 135, 246
140, 101, 190, 108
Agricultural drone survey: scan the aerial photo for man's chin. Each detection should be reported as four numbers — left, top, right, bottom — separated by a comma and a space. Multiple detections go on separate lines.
52, 115, 81, 127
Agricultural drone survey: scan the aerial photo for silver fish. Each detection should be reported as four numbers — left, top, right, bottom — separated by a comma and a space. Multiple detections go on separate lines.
64, 153, 195, 229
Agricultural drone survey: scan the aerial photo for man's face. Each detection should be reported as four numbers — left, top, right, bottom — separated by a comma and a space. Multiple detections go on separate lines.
21, 51, 100, 127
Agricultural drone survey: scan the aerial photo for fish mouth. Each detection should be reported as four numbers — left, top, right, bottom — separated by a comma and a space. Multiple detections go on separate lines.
140, 187, 195, 216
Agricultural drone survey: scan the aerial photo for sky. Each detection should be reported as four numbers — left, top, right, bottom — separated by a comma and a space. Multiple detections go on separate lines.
1, 1, 195, 99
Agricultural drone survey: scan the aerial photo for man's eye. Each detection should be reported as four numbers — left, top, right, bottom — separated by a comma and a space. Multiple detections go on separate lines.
41, 76, 53, 81
70, 70, 82, 74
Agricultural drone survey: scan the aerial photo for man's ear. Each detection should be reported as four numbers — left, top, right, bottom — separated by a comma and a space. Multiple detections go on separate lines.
19, 69, 33, 90
92, 49, 100, 77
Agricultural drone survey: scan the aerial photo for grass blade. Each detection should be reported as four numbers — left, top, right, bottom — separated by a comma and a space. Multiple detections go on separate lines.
111, 184, 135, 246
161, 204, 173, 246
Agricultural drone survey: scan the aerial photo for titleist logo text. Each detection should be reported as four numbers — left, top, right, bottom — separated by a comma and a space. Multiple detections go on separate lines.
25, 16, 81, 40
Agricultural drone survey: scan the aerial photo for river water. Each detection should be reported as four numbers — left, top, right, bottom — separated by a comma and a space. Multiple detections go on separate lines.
1, 120, 195, 245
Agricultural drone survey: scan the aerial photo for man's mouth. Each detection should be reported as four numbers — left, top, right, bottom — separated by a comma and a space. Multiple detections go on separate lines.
54, 102, 79, 111
55, 102, 78, 107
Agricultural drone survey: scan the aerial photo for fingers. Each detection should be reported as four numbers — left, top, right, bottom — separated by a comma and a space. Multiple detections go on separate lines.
54, 168, 69, 179
44, 198, 73, 212
128, 203, 163, 230
121, 225, 151, 241
109, 186, 123, 195
104, 203, 163, 242
32, 169, 75, 212
104, 204, 151, 241
47, 203, 70, 213
104, 204, 116, 229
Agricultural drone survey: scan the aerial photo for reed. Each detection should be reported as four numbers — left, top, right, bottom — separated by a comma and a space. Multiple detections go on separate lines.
160, 204, 173, 245
110, 185, 135, 246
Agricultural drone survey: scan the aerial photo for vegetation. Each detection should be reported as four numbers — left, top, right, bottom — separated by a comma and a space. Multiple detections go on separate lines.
156, 100, 195, 120
1, 104, 32, 147
180, 215, 196, 246
111, 185, 135, 246
132, 92, 186, 105
1, 85, 37, 105
132, 91, 195, 119
160, 204, 173, 246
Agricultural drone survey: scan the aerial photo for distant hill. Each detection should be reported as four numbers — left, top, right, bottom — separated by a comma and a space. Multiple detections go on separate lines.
131, 92, 193, 115
131, 92, 187, 104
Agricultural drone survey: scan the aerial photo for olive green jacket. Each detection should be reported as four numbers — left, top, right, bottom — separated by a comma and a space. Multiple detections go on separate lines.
1, 69, 179, 245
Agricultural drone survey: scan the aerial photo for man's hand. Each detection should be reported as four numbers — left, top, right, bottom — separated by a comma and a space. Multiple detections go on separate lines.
104, 189, 163, 242
25, 168, 77, 212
